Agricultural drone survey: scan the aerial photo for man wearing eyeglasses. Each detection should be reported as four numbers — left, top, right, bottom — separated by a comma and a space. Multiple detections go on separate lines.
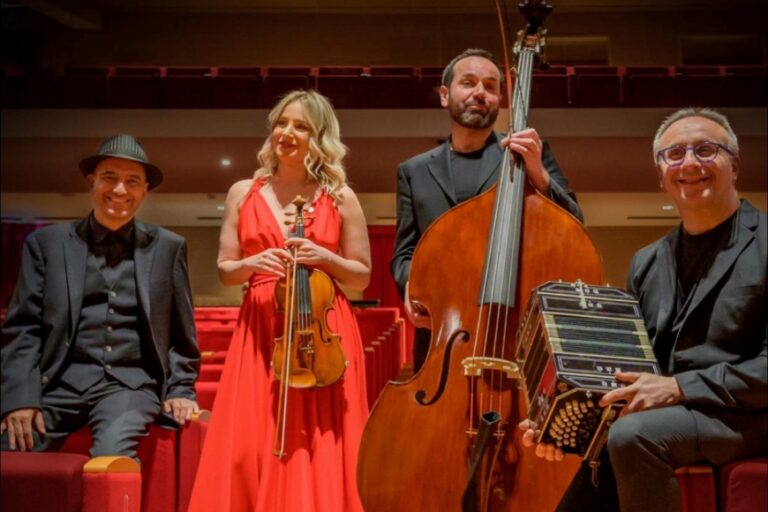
520, 108, 766, 512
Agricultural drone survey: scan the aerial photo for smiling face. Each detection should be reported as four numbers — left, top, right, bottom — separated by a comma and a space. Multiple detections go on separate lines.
440, 55, 501, 130
656, 115, 740, 219
271, 100, 312, 165
87, 157, 148, 230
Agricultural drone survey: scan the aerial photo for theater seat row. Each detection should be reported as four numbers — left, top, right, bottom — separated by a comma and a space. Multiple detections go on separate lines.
194, 306, 409, 408
3, 64, 765, 109
0, 416, 210, 512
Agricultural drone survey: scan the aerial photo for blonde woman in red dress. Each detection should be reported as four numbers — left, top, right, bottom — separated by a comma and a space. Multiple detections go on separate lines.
189, 90, 370, 512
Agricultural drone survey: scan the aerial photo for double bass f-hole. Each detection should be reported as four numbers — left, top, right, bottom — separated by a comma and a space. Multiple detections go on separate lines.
272, 195, 348, 459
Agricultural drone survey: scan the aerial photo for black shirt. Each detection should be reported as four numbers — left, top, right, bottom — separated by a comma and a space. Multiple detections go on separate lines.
676, 212, 737, 309
449, 135, 497, 204
654, 210, 738, 372
88, 215, 134, 278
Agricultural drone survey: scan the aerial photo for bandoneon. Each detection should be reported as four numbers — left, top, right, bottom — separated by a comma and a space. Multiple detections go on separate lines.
516, 280, 660, 462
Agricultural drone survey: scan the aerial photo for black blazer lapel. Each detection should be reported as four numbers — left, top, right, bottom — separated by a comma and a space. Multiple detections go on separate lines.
681, 204, 757, 325
63, 219, 88, 334
427, 143, 458, 206
133, 220, 157, 328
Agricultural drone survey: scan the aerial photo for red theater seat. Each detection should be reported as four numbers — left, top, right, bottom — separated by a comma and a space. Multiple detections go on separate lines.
369, 67, 421, 108
177, 412, 211, 512
317, 67, 369, 108
199, 363, 224, 382
195, 381, 219, 410
530, 69, 570, 108
194, 306, 240, 322
161, 67, 212, 108
571, 66, 621, 107
262, 67, 313, 107
723, 65, 767, 107
211, 67, 262, 108
59, 424, 177, 512
676, 66, 725, 108
355, 308, 406, 403
196, 323, 236, 352
1, 452, 141, 512
415, 66, 444, 108
720, 458, 768, 512
57, 67, 109, 107
200, 350, 228, 364
623, 66, 678, 107
675, 465, 717, 512
109, 67, 162, 108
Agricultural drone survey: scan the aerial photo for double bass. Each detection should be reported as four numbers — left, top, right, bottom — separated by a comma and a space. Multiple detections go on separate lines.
357, 1, 604, 510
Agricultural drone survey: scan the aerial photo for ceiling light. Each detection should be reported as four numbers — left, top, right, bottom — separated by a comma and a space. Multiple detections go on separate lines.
661, 204, 674, 211
216, 205, 225, 211
220, 158, 231, 167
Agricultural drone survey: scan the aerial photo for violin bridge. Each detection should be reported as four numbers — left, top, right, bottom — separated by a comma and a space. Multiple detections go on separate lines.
462, 356, 521, 379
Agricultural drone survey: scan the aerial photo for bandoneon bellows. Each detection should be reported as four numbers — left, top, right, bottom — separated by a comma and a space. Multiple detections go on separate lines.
517, 280, 660, 462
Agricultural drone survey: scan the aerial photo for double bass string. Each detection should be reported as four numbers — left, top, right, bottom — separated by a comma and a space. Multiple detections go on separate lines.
471, 26, 538, 432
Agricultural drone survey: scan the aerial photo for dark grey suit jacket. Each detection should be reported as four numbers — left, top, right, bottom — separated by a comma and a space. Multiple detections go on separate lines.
1, 216, 200, 420
390, 133, 583, 297
627, 200, 767, 462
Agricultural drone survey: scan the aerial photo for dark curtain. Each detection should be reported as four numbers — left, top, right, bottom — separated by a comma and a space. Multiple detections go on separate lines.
1, 223, 47, 311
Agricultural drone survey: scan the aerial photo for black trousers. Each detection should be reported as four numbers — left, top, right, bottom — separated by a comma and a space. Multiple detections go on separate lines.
1, 375, 161, 459
558, 405, 767, 512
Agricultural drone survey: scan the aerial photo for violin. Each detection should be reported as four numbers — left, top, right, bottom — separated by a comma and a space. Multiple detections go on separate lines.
272, 195, 348, 458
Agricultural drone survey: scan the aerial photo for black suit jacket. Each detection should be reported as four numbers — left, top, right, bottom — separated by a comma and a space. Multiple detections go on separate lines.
1, 216, 200, 419
390, 133, 583, 296
627, 200, 767, 461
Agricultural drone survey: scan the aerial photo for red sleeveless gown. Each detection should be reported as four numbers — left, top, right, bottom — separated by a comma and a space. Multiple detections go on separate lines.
188, 179, 368, 511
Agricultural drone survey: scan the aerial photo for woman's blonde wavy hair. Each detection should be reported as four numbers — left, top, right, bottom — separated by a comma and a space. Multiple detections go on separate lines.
255, 89, 348, 201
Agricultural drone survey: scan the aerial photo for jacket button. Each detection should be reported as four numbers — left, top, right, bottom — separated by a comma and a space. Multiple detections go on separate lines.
41, 375, 49, 384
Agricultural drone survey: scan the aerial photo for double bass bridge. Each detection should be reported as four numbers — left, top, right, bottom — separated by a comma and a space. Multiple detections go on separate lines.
462, 356, 521, 379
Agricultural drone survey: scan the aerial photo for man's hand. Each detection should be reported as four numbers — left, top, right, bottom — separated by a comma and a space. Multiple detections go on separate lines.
500, 128, 551, 194
600, 371, 684, 414
163, 398, 200, 426
1, 408, 45, 451
518, 418, 565, 462
404, 281, 430, 329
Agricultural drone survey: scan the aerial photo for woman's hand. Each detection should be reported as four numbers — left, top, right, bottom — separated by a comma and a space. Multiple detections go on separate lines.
242, 247, 293, 278
284, 237, 332, 267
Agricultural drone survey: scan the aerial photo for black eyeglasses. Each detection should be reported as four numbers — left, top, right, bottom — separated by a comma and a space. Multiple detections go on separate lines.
656, 141, 734, 167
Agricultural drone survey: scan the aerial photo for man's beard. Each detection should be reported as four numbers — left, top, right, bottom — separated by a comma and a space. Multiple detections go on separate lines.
449, 99, 498, 129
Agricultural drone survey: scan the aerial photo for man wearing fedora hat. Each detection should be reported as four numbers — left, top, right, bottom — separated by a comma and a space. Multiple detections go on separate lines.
1, 134, 200, 458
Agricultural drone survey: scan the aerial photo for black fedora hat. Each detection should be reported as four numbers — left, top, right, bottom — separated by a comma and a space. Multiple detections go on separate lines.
79, 134, 163, 190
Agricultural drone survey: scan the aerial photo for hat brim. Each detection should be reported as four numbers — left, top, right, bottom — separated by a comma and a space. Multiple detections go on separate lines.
79, 154, 163, 190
